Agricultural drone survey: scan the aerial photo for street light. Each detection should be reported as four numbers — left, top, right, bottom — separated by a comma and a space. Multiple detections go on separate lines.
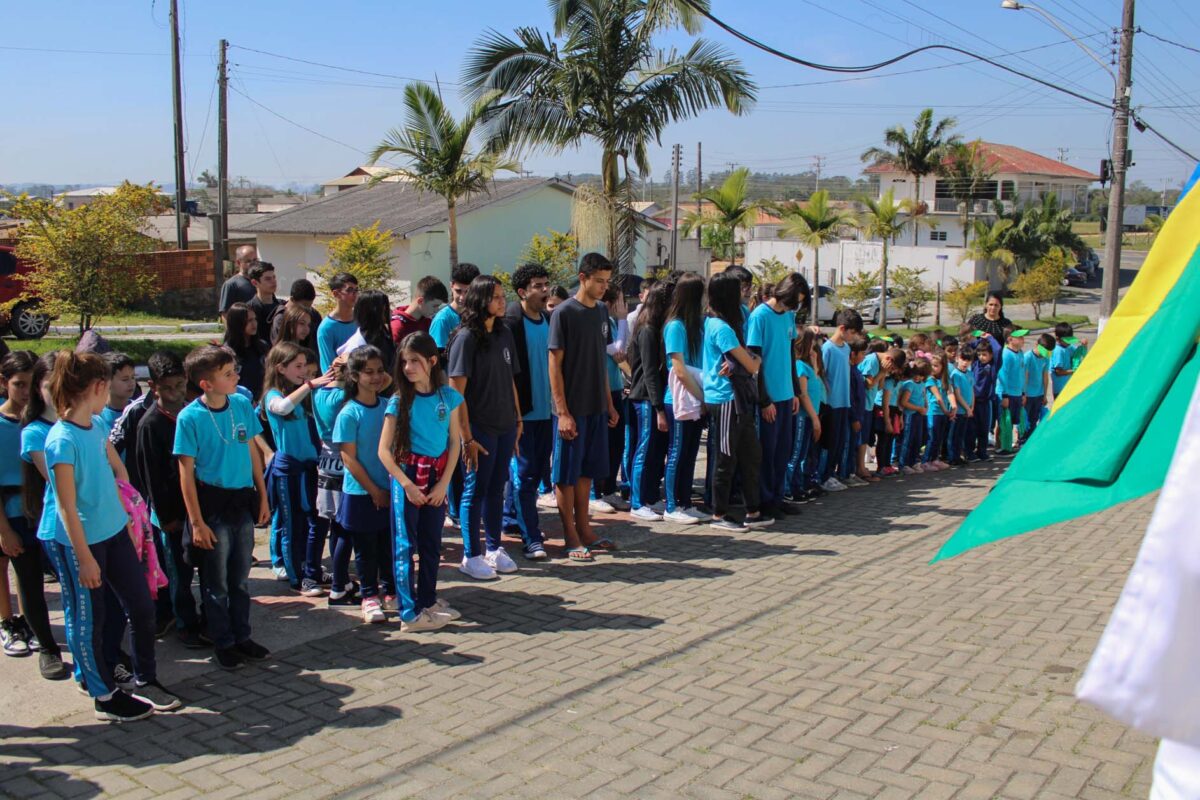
1001, 0, 1134, 332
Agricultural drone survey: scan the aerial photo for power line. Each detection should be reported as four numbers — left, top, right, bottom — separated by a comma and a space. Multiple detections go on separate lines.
228, 44, 454, 86
1139, 28, 1200, 56
0, 44, 207, 56
226, 82, 367, 155
1131, 113, 1200, 161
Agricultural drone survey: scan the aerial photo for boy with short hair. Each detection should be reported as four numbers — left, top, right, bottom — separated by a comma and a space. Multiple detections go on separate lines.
99, 352, 137, 434
269, 278, 322, 351
820, 308, 864, 491
1051, 322, 1085, 396
844, 339, 875, 485
175, 346, 271, 669
970, 343, 996, 461
316, 272, 360, 371
391, 275, 449, 343
947, 346, 976, 465
246, 261, 282, 345
995, 329, 1027, 454
1022, 333, 1054, 441
429, 263, 481, 351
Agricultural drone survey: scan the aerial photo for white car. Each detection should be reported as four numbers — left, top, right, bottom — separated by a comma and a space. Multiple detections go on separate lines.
802, 285, 838, 325
856, 286, 907, 325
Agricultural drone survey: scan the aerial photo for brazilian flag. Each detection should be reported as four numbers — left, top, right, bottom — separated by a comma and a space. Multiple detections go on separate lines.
935, 164, 1200, 561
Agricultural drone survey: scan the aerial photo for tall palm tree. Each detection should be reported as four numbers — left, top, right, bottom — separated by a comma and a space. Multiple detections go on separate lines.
775, 189, 856, 322
680, 167, 758, 267
369, 83, 519, 270
938, 140, 995, 246
462, 0, 756, 271
861, 108, 960, 245
960, 218, 1016, 290
857, 189, 911, 328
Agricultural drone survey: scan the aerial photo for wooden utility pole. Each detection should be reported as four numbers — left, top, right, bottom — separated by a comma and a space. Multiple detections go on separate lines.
670, 144, 681, 269
1100, 0, 1134, 328
169, 0, 188, 249
695, 142, 702, 218
214, 38, 229, 307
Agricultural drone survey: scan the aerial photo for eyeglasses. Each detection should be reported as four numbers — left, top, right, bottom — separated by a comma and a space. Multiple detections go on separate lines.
339, 286, 360, 295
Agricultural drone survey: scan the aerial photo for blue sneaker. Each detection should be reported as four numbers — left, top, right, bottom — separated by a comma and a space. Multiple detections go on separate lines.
522, 542, 548, 560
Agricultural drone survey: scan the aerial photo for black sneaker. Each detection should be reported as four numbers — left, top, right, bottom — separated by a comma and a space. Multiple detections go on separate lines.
12, 616, 39, 650
709, 517, 746, 532
95, 690, 154, 723
113, 663, 136, 692
215, 647, 244, 670
744, 514, 774, 530
177, 628, 211, 650
39, 650, 70, 680
130, 680, 182, 712
235, 639, 270, 661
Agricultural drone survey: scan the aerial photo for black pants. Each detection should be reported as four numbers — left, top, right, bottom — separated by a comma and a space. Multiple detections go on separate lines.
6, 516, 60, 656
706, 402, 761, 518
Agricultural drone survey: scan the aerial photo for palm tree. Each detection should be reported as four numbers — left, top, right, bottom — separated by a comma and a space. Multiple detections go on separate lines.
369, 83, 519, 269
775, 189, 856, 322
861, 108, 960, 245
857, 189, 911, 328
960, 218, 1016, 289
680, 167, 758, 267
1145, 213, 1166, 242
938, 140, 995, 246
462, 0, 756, 271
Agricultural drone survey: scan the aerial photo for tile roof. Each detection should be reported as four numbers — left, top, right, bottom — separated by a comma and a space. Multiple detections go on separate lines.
863, 142, 1098, 181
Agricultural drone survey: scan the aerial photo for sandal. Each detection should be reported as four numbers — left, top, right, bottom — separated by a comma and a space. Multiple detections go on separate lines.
589, 538, 619, 552
566, 547, 594, 562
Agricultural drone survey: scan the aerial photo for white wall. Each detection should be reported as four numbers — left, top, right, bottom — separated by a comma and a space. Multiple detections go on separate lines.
744, 236, 982, 290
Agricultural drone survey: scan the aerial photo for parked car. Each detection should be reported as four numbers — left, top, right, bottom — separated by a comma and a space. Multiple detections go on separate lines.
0, 246, 52, 339
1064, 267, 1088, 287
855, 286, 907, 326
797, 285, 838, 325
1076, 248, 1099, 280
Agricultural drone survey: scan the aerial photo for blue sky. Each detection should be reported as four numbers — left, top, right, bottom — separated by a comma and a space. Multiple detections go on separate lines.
4, 0, 1198, 190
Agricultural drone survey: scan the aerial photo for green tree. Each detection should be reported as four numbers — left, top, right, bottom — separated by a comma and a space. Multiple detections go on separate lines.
890, 267, 935, 325
861, 108, 960, 244
837, 270, 879, 312
314, 222, 397, 308
749, 256, 790, 296
857, 189, 912, 328
700, 226, 734, 262
776, 189, 856, 322
1012, 246, 1069, 319
7, 182, 164, 334
944, 279, 989, 324
681, 168, 759, 267
463, 0, 755, 271
369, 83, 518, 270
960, 218, 1016, 289
496, 229, 582, 296
937, 140, 995, 246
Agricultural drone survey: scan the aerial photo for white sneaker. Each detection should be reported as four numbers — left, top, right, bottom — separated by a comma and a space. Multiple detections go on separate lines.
432, 598, 462, 621
361, 598, 386, 624
664, 509, 699, 525
272, 566, 289, 581
443, 516, 460, 529
632, 506, 663, 521
459, 555, 497, 580
821, 478, 847, 492
602, 493, 630, 512
844, 475, 867, 488
684, 507, 713, 522
536, 493, 558, 510
484, 547, 518, 574
590, 498, 616, 514
400, 609, 449, 633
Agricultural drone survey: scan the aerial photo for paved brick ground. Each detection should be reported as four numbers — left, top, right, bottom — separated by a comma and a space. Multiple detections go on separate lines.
0, 460, 1157, 799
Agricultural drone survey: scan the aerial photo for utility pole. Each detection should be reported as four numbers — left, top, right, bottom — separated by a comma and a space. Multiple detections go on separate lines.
1099, 0, 1134, 330
214, 38, 229, 307
670, 144, 681, 270
1057, 147, 1070, 163
169, 0, 188, 250
696, 142, 703, 218
813, 155, 826, 192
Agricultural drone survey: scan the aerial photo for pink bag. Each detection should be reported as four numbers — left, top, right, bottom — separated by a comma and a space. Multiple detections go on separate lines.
117, 479, 168, 598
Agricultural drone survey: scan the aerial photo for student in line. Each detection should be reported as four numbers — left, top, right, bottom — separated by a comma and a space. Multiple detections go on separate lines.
316, 272, 360, 372
1022, 333, 1054, 440
819, 309, 865, 492
379, 332, 462, 632
429, 263, 481, 351
175, 346, 272, 670
98, 352, 137, 434
627, 280, 672, 521
222, 302, 269, 402
312, 359, 358, 607
246, 261, 282, 346
269, 278, 322, 352
449, 276, 523, 580
662, 273, 708, 525
391, 275, 448, 344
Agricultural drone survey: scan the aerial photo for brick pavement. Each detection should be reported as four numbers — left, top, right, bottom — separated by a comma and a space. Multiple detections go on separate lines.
0, 460, 1158, 799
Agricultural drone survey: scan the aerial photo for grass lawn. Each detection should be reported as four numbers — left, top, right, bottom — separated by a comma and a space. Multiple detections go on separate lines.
1010, 314, 1090, 329
52, 311, 219, 329
1079, 232, 1155, 251
1072, 220, 1101, 235
14, 338, 213, 364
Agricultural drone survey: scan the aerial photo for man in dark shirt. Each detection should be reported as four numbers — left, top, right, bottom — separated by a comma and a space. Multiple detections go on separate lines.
548, 252, 619, 560
246, 261, 282, 347
219, 245, 259, 316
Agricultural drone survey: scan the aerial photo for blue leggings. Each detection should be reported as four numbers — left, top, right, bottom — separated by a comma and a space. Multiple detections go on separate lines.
786, 414, 817, 496
461, 425, 518, 558
391, 467, 445, 622
663, 407, 702, 512
269, 463, 323, 587
922, 416, 949, 464
503, 418, 551, 548
899, 413, 927, 467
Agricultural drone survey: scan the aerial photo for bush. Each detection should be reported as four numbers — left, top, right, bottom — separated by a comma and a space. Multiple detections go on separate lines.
837, 270, 879, 311
944, 279, 989, 324
750, 257, 791, 295
1012, 246, 1069, 319
890, 267, 935, 324
496, 229, 580, 298
312, 222, 396, 308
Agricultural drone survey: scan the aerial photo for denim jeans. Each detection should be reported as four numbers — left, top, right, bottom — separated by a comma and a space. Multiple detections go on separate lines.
194, 509, 255, 650
923, 416, 949, 464
758, 401, 795, 512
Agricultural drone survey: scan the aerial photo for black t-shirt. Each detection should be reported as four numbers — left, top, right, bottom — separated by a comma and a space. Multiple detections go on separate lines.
448, 323, 520, 437
219, 274, 256, 312
248, 295, 283, 345
548, 297, 611, 418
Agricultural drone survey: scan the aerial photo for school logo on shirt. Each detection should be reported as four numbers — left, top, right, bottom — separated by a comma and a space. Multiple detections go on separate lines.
235, 423, 248, 444
436, 401, 447, 421
503, 347, 512, 366
602, 321, 609, 337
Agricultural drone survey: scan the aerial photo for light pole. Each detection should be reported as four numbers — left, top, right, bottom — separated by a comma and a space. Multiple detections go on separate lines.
1001, 0, 1133, 331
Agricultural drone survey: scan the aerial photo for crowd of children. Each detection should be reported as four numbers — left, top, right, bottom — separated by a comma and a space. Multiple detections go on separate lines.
0, 254, 1087, 724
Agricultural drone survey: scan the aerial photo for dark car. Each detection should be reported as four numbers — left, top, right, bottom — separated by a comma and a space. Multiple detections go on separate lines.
1064, 267, 1088, 287
0, 246, 52, 339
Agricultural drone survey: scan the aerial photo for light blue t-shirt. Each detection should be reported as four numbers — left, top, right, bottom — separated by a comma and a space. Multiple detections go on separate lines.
428, 305, 461, 349
174, 393, 263, 489
97, 405, 123, 435
883, 376, 899, 408
663, 318, 701, 406
796, 359, 825, 410
21, 419, 56, 541
950, 366, 975, 410
859, 353, 881, 410
746, 303, 797, 404
1050, 343, 1074, 396
606, 315, 624, 392
901, 379, 927, 412
1024, 350, 1049, 398
312, 386, 346, 443
0, 414, 24, 519
385, 386, 464, 458
996, 346, 1026, 397
522, 315, 551, 421
333, 397, 389, 494
264, 389, 318, 462
821, 339, 851, 409
925, 377, 947, 417
316, 316, 357, 372
701, 317, 741, 404
46, 417, 127, 547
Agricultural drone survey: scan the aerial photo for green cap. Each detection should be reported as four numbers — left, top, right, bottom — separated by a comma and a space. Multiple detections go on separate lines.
971, 329, 985, 337
1063, 336, 1080, 345
1036, 344, 1050, 358
1011, 328, 1030, 337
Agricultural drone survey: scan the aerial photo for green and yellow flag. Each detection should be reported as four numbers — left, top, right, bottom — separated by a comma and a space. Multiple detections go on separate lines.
935, 164, 1200, 561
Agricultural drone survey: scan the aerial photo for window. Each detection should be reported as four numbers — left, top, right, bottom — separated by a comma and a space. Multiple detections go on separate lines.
930, 231, 948, 242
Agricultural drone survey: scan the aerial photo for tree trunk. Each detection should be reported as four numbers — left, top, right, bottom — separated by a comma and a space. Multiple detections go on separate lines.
448, 199, 459, 269
879, 241, 890, 329
812, 248, 821, 323
602, 148, 620, 266
912, 174, 921, 246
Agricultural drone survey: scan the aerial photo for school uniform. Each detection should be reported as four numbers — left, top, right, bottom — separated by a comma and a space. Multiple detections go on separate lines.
174, 393, 262, 652
786, 359, 824, 496
859, 353, 882, 454
995, 346, 1026, 450
387, 387, 462, 622
548, 298, 612, 487
597, 315, 626, 500
48, 417, 155, 698
627, 321, 668, 510
970, 359, 996, 460
662, 319, 704, 514
333, 397, 392, 599
898, 380, 928, 467
947, 367, 975, 463
1023, 348, 1051, 439
747, 304, 797, 514
316, 315, 357, 373
1051, 341, 1075, 396
922, 377, 950, 465
875, 375, 899, 470
820, 339, 852, 483
502, 303, 551, 554
449, 325, 520, 559
703, 317, 762, 518
313, 387, 354, 593
263, 389, 322, 589
428, 305, 462, 351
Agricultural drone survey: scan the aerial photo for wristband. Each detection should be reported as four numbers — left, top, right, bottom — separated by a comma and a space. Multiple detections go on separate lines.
304, 379, 314, 390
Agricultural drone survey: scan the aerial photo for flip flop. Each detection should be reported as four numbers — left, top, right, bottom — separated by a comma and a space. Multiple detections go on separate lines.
589, 538, 619, 552
566, 547, 594, 562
